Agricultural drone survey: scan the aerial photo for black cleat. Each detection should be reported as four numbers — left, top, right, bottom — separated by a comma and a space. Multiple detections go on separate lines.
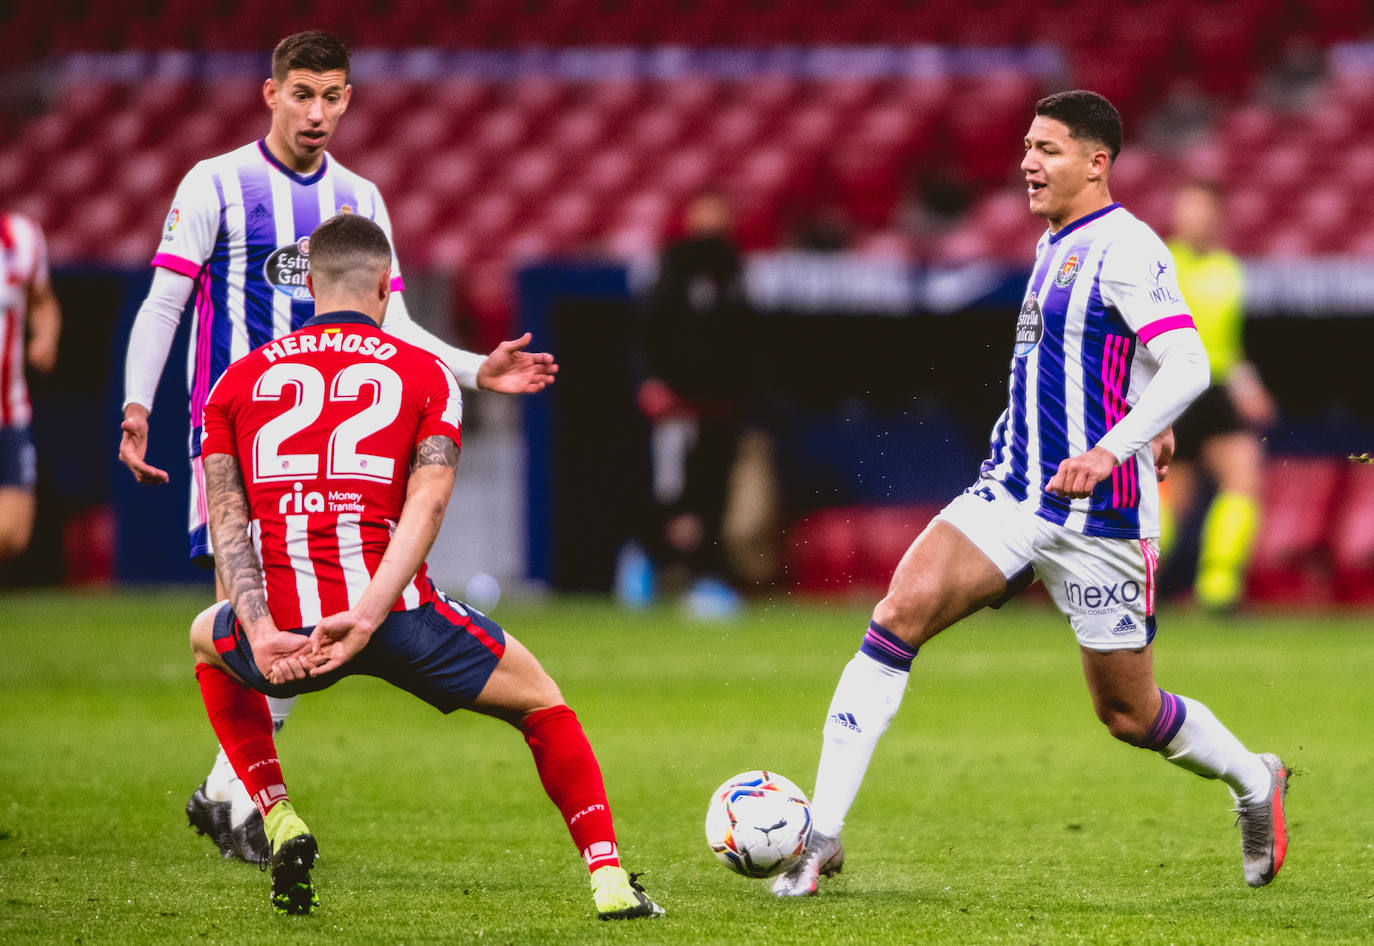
268, 833, 320, 915
231, 810, 270, 866
186, 782, 234, 858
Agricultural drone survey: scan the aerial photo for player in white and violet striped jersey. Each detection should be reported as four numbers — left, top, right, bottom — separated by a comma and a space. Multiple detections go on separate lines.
776, 91, 1290, 900
190, 213, 662, 919
119, 31, 554, 567
117, 31, 555, 866
981, 199, 1200, 541
0, 211, 61, 566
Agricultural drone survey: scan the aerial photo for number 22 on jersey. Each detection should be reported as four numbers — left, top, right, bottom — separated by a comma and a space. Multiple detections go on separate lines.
251, 361, 403, 485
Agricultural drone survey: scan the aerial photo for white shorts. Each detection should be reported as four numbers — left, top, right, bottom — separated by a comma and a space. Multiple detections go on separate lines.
937, 479, 1158, 651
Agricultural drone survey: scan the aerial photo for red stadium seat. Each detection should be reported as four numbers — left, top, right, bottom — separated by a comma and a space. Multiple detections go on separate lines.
546, 107, 611, 156
656, 147, 720, 198
1246, 456, 1344, 605
468, 107, 531, 155
654, 77, 720, 123
703, 104, 769, 154
579, 148, 643, 197
788, 507, 863, 594
787, 504, 941, 596
541, 190, 603, 245
504, 148, 564, 199
780, 104, 843, 157
624, 106, 693, 156
1332, 462, 1374, 603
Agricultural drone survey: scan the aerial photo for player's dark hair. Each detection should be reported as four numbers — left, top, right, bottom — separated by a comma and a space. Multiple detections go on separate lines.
309, 213, 390, 292
1035, 90, 1122, 161
272, 30, 350, 83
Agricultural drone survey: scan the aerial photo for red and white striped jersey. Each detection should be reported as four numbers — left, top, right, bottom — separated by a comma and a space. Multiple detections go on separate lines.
0, 213, 51, 427
201, 310, 463, 630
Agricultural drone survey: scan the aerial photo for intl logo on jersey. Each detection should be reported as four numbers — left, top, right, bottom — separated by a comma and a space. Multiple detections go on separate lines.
1147, 258, 1182, 305
1014, 292, 1044, 357
1054, 253, 1081, 288
264, 236, 312, 301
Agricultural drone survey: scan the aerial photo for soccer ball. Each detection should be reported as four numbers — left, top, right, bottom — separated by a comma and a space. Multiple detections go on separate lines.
705, 770, 812, 878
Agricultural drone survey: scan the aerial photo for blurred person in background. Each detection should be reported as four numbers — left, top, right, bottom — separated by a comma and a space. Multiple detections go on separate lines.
630, 190, 762, 617
0, 211, 61, 566
1162, 181, 1276, 611
116, 30, 556, 866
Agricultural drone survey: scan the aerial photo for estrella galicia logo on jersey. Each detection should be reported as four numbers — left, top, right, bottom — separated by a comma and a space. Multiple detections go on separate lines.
264, 236, 312, 301
162, 206, 181, 242
1014, 292, 1044, 357
1054, 253, 1081, 288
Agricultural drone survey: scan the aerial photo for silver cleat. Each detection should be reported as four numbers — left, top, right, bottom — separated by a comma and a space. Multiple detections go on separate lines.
771, 831, 844, 897
1234, 752, 1289, 888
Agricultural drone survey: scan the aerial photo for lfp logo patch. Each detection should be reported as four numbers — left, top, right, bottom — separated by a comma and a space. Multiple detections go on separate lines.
1054, 253, 1081, 288
162, 206, 181, 242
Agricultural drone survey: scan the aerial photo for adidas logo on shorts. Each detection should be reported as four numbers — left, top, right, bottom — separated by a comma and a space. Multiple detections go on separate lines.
1110, 616, 1137, 635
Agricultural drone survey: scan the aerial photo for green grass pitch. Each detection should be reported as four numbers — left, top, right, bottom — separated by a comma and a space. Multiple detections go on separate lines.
2, 587, 1372, 944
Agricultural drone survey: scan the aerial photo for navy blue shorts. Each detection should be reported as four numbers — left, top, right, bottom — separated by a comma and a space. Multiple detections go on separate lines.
0, 425, 36, 489
212, 593, 507, 714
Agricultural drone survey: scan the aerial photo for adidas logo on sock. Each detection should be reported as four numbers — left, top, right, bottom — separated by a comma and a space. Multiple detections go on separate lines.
828, 711, 862, 733
1110, 615, 1137, 635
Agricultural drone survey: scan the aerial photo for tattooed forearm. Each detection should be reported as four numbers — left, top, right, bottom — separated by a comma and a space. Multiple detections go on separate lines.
204, 453, 270, 625
410, 434, 459, 473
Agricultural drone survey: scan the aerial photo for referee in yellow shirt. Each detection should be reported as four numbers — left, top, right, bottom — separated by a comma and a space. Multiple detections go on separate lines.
1164, 181, 1277, 611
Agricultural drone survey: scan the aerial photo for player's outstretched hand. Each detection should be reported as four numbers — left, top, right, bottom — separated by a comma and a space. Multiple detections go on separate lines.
305, 609, 377, 677
1152, 427, 1175, 482
118, 404, 170, 484
253, 629, 316, 685
476, 332, 558, 394
1046, 446, 1117, 499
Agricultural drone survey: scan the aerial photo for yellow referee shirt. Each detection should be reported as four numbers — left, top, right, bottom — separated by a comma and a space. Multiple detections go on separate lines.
1168, 240, 1245, 384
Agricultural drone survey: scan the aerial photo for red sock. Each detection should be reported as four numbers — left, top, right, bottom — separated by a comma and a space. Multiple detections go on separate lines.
521, 704, 620, 873
196, 663, 289, 816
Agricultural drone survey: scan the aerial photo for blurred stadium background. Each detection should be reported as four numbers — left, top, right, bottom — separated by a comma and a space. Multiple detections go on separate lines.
2, 0, 1373, 607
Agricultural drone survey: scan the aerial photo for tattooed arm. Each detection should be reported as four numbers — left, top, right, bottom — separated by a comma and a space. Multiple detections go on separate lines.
204, 452, 313, 681
306, 435, 460, 675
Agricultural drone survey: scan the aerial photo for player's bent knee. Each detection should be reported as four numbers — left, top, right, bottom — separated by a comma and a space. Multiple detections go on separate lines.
872, 581, 944, 647
1096, 704, 1151, 745
188, 601, 227, 663
471, 635, 565, 724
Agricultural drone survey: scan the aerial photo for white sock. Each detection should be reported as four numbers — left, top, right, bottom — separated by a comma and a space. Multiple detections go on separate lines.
267, 695, 297, 733
229, 776, 257, 828
204, 749, 236, 801
1160, 695, 1271, 805
809, 652, 909, 837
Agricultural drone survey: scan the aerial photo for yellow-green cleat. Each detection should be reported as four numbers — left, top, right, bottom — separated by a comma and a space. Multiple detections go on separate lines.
591, 865, 664, 920
264, 801, 319, 915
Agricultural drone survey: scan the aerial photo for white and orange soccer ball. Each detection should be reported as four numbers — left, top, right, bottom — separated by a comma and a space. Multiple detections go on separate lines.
704, 770, 812, 878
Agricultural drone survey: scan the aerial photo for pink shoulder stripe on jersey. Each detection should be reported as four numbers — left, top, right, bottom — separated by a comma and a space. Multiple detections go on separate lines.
1137, 314, 1196, 345
390, 275, 405, 292
152, 252, 202, 279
